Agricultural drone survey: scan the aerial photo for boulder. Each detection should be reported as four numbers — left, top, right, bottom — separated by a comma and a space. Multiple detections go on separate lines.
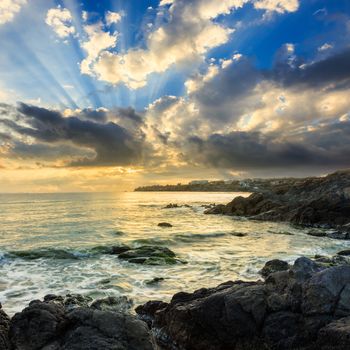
260, 259, 289, 278
9, 295, 153, 350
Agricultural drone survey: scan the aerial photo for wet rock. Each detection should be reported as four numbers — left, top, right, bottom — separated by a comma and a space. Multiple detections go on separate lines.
337, 249, 350, 256
145, 277, 165, 286
204, 204, 226, 214
302, 265, 350, 315
157, 222, 173, 228
90, 296, 133, 313
260, 259, 289, 278
306, 229, 327, 237
117, 245, 180, 265
9, 295, 153, 350
43, 294, 93, 311
139, 257, 350, 350
230, 232, 247, 237
163, 203, 192, 209
10, 300, 66, 350
163, 203, 179, 209
317, 317, 350, 348
135, 301, 168, 327
0, 304, 10, 350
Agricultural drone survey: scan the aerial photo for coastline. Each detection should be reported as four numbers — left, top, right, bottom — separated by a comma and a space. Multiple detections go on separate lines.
2, 252, 350, 349
1, 170, 350, 349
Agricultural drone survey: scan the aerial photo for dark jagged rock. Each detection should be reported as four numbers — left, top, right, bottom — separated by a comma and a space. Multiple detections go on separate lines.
137, 257, 350, 350
90, 296, 133, 313
205, 170, 350, 237
9, 294, 153, 350
260, 259, 289, 278
158, 222, 173, 228
0, 304, 10, 350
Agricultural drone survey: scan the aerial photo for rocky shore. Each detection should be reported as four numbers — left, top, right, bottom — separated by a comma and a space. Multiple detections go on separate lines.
1, 253, 350, 349
205, 170, 350, 237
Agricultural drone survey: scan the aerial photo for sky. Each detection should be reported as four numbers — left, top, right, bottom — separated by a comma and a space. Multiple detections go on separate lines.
0, 0, 349, 192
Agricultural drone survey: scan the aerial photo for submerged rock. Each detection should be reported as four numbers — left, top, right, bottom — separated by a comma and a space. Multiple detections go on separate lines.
9, 295, 153, 350
158, 222, 173, 228
137, 257, 350, 350
230, 232, 247, 237
145, 277, 165, 286
163, 203, 179, 209
337, 249, 350, 256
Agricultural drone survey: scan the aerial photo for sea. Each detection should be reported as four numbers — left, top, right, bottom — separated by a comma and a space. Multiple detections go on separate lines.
0, 191, 349, 315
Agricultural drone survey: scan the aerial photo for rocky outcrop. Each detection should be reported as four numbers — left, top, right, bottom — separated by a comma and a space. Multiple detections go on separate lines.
205, 170, 350, 234
8, 294, 153, 350
136, 257, 350, 350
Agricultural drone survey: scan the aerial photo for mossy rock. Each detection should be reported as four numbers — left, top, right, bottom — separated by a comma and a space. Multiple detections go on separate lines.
117, 245, 181, 265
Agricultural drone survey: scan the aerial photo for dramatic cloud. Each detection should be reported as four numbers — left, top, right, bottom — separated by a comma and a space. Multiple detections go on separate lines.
82, 0, 248, 89
142, 44, 350, 173
185, 119, 350, 170
46, 7, 75, 38
0, 0, 26, 25
0, 103, 147, 167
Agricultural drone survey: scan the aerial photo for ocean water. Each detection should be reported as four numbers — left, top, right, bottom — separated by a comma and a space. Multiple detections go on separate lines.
0, 191, 349, 315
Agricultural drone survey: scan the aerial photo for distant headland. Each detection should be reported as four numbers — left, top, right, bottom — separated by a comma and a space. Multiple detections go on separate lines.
134, 176, 316, 192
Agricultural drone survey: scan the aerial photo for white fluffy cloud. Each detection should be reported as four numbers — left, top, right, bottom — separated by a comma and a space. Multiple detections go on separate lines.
105, 11, 122, 25
80, 23, 118, 75
46, 7, 75, 38
254, 0, 299, 13
0, 0, 26, 25
81, 0, 247, 89
78, 0, 300, 89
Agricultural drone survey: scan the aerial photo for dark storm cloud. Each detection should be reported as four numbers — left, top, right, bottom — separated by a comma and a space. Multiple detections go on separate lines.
1, 103, 146, 167
7, 141, 94, 162
186, 121, 350, 170
191, 57, 262, 122
116, 107, 144, 125
271, 47, 350, 89
76, 108, 108, 123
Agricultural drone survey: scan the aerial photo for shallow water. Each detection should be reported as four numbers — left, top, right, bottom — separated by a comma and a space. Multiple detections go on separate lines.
0, 191, 349, 315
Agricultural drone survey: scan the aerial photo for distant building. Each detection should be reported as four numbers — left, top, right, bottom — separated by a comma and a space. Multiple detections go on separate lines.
189, 180, 209, 185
